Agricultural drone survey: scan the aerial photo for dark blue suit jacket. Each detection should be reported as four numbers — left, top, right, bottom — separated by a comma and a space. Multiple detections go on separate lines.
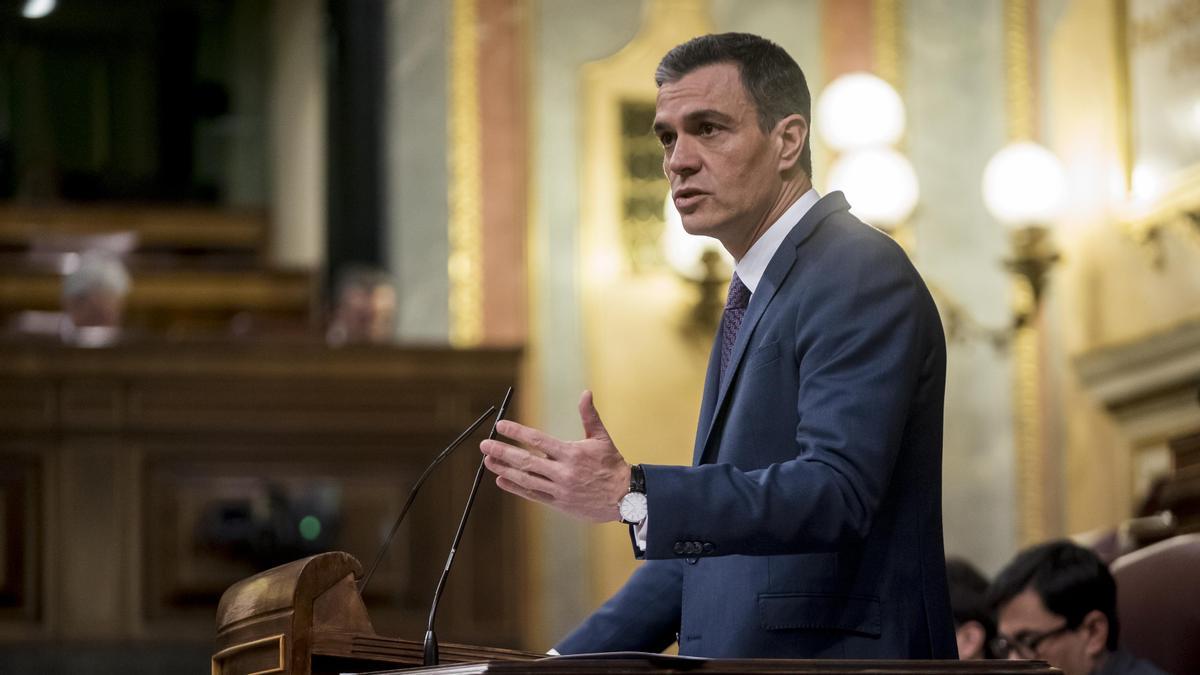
556, 192, 957, 659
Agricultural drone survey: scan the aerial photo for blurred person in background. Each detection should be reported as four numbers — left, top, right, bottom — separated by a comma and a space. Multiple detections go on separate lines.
946, 557, 996, 659
325, 266, 396, 346
60, 251, 131, 345
989, 540, 1165, 675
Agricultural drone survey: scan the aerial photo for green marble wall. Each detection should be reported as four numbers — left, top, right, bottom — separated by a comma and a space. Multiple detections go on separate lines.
387, 0, 451, 342
905, 0, 1016, 574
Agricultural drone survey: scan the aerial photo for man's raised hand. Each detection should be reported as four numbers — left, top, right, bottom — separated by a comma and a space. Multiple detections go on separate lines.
480, 390, 630, 523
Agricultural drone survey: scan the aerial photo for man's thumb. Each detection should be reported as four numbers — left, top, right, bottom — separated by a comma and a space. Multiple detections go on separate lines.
578, 390, 610, 440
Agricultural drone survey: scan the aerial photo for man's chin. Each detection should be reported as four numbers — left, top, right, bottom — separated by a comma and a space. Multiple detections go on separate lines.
680, 218, 714, 238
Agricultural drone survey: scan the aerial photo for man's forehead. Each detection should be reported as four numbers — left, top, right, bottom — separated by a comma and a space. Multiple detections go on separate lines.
654, 63, 749, 122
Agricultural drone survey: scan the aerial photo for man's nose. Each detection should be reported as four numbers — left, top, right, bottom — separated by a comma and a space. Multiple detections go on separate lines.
666, 135, 700, 176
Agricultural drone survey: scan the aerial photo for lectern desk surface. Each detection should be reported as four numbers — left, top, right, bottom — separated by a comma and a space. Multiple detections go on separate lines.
364, 654, 1057, 675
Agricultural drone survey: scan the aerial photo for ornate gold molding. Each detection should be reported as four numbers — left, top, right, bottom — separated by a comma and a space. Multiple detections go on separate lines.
869, 0, 913, 252
1004, 0, 1053, 546
871, 0, 902, 91
448, 0, 484, 347
1113, 0, 1133, 195
1013, 289, 1049, 546
1004, 0, 1035, 141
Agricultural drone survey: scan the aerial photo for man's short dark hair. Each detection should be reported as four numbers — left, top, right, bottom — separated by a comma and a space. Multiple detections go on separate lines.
946, 557, 997, 657
655, 32, 812, 177
988, 540, 1120, 650
335, 264, 392, 297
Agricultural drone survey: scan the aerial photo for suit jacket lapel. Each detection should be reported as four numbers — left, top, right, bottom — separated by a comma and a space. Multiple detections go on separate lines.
691, 331, 722, 465
694, 246, 793, 465
692, 191, 851, 465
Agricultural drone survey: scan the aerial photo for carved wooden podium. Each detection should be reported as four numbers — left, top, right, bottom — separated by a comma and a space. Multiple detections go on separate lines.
213, 551, 539, 674
214, 552, 1057, 675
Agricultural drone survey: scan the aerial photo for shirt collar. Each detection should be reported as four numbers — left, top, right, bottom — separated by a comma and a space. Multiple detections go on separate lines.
734, 188, 820, 293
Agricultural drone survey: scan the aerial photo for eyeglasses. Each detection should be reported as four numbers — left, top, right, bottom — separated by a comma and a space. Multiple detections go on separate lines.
989, 623, 1074, 658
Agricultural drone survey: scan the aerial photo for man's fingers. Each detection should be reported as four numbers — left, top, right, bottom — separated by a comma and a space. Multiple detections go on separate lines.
578, 390, 611, 441
484, 455, 558, 496
495, 475, 554, 504
494, 420, 568, 459
480, 439, 562, 478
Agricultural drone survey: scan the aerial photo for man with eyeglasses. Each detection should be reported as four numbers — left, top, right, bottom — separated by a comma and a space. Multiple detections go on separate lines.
988, 540, 1165, 675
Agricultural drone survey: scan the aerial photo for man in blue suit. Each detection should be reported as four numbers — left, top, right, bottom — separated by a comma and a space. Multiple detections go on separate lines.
480, 33, 957, 659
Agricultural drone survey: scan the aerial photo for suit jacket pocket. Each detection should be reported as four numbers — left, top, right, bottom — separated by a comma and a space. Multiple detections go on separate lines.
757, 592, 881, 637
745, 340, 781, 371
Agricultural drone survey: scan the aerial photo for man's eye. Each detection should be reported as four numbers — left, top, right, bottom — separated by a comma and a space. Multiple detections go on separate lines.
659, 133, 675, 147
699, 123, 717, 135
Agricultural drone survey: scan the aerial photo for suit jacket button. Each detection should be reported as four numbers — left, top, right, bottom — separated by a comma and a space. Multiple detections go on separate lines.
702, 542, 715, 554
673, 542, 686, 555
689, 541, 701, 554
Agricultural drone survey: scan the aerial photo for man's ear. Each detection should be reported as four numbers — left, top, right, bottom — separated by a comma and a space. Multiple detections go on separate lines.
775, 113, 808, 173
1080, 609, 1110, 658
955, 620, 986, 659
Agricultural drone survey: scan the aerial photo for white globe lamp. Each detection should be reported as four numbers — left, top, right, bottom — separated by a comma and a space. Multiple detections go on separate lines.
826, 147, 920, 229
815, 72, 906, 151
982, 141, 1066, 229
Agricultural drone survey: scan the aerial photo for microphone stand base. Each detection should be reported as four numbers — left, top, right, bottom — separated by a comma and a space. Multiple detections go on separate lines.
423, 629, 439, 666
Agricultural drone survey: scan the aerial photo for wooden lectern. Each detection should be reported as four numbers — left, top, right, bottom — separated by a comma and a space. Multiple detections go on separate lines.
213, 551, 539, 674
214, 552, 1057, 675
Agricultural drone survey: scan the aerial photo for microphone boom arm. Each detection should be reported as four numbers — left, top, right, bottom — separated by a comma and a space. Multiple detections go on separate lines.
358, 405, 497, 596
423, 386, 513, 666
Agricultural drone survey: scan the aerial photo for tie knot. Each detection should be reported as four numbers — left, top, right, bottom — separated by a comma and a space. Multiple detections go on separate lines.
725, 274, 750, 310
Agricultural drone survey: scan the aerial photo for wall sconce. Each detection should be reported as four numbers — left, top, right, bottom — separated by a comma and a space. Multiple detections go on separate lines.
1121, 161, 1200, 269
814, 75, 1070, 347
662, 194, 733, 337
982, 141, 1067, 328
817, 72, 919, 248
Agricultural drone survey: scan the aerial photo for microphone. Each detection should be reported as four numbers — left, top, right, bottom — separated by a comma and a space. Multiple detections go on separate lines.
423, 386, 513, 666
358, 405, 498, 596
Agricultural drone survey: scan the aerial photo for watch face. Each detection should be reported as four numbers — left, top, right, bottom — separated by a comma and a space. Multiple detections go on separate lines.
619, 491, 648, 523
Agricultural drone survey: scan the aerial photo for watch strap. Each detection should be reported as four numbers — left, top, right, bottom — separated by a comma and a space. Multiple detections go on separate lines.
628, 464, 645, 494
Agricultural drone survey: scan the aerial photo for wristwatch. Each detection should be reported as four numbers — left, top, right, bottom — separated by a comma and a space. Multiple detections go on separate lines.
618, 464, 648, 525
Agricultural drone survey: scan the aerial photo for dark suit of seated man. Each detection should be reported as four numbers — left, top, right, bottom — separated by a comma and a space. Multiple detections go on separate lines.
480, 32, 957, 659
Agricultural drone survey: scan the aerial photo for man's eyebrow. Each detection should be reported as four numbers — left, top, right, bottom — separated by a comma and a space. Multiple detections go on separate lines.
652, 109, 736, 135
684, 109, 735, 125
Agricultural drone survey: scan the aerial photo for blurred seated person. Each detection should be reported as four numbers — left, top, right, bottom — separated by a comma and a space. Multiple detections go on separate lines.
989, 540, 1165, 675
946, 557, 996, 659
63, 252, 130, 328
325, 266, 396, 346
10, 251, 131, 345
60, 251, 131, 346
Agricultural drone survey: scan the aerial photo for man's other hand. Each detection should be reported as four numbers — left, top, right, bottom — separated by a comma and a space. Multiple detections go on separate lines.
480, 390, 630, 522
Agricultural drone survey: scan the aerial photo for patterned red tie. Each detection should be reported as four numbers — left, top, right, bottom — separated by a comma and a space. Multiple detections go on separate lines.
719, 273, 751, 379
